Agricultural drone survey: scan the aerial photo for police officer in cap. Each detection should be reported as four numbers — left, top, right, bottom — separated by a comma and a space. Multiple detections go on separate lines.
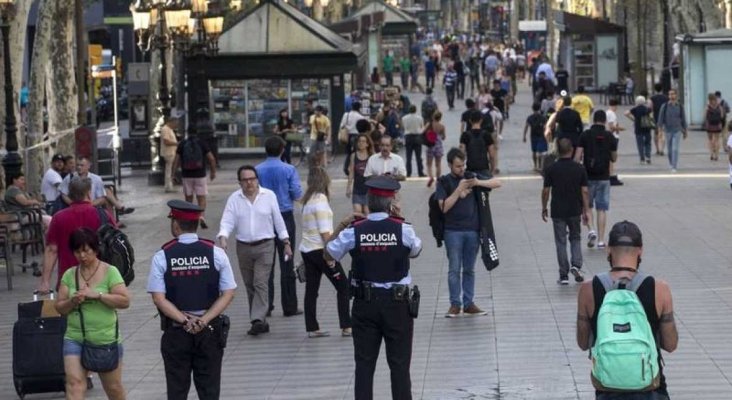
326, 176, 422, 400
148, 200, 237, 400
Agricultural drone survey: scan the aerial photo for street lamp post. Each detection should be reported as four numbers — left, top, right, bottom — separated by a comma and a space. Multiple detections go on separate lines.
131, 0, 190, 186
131, 0, 226, 186
0, 0, 18, 187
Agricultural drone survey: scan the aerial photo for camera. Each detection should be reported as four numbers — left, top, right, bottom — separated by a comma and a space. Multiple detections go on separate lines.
464, 171, 476, 179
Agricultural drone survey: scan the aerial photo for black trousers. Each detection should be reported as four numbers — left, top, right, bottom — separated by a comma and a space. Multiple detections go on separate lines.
301, 249, 352, 331
457, 75, 466, 99
342, 134, 358, 175
446, 86, 456, 109
352, 298, 413, 400
426, 73, 435, 89
269, 211, 298, 315
404, 135, 424, 177
161, 324, 224, 400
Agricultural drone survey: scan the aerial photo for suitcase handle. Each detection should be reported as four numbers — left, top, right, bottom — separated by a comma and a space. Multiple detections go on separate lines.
33, 290, 55, 301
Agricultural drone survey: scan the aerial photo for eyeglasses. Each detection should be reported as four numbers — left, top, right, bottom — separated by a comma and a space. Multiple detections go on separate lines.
239, 177, 257, 183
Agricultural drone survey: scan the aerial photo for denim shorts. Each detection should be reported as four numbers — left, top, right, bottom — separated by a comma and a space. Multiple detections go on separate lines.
352, 193, 368, 206
63, 338, 124, 359
588, 180, 610, 211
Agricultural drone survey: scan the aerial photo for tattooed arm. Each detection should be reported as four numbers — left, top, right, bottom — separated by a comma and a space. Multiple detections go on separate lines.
576, 281, 595, 351
656, 279, 678, 353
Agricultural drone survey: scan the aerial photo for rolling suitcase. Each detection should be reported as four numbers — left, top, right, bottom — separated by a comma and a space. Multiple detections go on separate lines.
13, 291, 66, 399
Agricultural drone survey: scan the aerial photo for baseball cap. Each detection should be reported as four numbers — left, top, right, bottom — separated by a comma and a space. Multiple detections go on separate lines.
51, 154, 64, 162
608, 220, 643, 247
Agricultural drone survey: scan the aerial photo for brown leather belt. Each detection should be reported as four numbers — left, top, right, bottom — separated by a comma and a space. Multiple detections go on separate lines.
237, 238, 273, 246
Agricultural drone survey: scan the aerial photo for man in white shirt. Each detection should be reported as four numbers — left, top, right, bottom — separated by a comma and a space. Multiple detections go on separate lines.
401, 104, 425, 177
340, 102, 367, 176
606, 99, 625, 186
217, 165, 291, 336
41, 154, 65, 213
364, 136, 407, 181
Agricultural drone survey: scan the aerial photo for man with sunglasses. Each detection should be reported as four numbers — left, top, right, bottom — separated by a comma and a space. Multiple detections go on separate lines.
217, 165, 291, 336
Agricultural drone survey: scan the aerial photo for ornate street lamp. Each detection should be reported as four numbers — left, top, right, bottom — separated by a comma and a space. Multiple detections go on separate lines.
0, 0, 18, 187
131, 0, 196, 186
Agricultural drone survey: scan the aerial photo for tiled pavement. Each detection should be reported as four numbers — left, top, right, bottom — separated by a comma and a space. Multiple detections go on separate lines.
1, 83, 732, 399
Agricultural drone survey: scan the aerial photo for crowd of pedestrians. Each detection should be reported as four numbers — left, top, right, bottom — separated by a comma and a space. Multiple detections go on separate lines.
18, 32, 730, 400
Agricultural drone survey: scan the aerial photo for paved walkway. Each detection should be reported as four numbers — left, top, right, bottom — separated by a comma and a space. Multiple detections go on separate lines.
1, 81, 732, 399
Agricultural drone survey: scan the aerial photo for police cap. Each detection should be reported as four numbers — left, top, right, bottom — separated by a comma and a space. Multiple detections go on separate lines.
365, 175, 400, 198
167, 199, 203, 221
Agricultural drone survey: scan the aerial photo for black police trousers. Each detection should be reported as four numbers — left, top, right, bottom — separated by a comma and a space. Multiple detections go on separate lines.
352, 297, 414, 400
161, 323, 224, 400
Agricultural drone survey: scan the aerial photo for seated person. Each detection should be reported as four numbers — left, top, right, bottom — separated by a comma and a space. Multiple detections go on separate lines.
4, 173, 51, 228
60, 157, 134, 220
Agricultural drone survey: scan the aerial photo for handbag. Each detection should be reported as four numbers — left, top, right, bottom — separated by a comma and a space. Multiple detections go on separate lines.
338, 113, 350, 144
75, 267, 120, 373
285, 131, 303, 143
639, 113, 655, 130
295, 262, 306, 283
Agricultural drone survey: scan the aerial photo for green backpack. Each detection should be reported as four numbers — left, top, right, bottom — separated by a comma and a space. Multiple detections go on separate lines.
591, 272, 660, 392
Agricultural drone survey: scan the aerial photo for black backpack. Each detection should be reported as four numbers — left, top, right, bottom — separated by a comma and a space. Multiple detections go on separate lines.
707, 106, 723, 125
428, 177, 456, 247
181, 138, 204, 171
480, 109, 495, 134
96, 208, 135, 286
464, 130, 490, 172
584, 129, 612, 177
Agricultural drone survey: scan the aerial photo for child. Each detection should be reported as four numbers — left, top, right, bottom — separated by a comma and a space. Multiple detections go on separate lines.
523, 103, 548, 172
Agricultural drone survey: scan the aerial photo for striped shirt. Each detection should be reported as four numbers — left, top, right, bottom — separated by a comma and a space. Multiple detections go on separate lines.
299, 193, 333, 253
443, 70, 457, 87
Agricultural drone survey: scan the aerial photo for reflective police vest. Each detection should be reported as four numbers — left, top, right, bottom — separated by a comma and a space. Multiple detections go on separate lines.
349, 217, 410, 283
162, 238, 219, 311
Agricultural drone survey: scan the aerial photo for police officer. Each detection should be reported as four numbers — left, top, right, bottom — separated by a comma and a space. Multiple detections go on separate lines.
326, 176, 422, 400
148, 200, 237, 400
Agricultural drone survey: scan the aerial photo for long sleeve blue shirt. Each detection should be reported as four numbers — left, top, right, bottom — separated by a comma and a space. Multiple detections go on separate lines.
256, 157, 303, 213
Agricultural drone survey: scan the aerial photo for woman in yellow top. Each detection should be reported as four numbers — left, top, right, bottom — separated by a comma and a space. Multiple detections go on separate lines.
309, 105, 331, 167
55, 228, 130, 400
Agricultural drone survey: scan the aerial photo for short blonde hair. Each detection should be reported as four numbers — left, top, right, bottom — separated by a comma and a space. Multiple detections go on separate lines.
635, 96, 646, 106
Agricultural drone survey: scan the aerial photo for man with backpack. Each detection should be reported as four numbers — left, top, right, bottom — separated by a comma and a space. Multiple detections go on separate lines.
173, 134, 217, 228
460, 110, 497, 176
421, 88, 438, 123
434, 148, 501, 318
577, 220, 678, 399
575, 111, 618, 249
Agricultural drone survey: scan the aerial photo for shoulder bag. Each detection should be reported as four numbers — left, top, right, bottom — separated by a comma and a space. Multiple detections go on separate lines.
75, 267, 120, 373
338, 112, 350, 144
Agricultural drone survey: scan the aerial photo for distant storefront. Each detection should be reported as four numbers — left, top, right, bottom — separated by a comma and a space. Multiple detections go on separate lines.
185, 0, 358, 154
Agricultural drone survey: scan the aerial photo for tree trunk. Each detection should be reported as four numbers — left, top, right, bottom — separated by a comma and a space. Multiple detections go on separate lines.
312, 0, 324, 22
455, 0, 470, 33
46, 0, 77, 157
510, 0, 519, 40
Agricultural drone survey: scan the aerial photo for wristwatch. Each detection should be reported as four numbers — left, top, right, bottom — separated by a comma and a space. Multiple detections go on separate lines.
98, 292, 104, 300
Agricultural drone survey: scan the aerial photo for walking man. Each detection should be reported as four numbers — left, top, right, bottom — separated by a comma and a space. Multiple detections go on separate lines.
173, 133, 217, 228
542, 138, 590, 285
656, 89, 687, 172
650, 84, 668, 156
257, 137, 304, 317
575, 111, 618, 249
577, 220, 678, 399
217, 166, 291, 336
436, 148, 501, 317
460, 110, 497, 176
402, 105, 425, 177
443, 64, 458, 110
326, 176, 422, 400
149, 200, 236, 400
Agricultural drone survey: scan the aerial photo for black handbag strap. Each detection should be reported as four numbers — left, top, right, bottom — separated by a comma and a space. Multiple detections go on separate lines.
75, 266, 118, 343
